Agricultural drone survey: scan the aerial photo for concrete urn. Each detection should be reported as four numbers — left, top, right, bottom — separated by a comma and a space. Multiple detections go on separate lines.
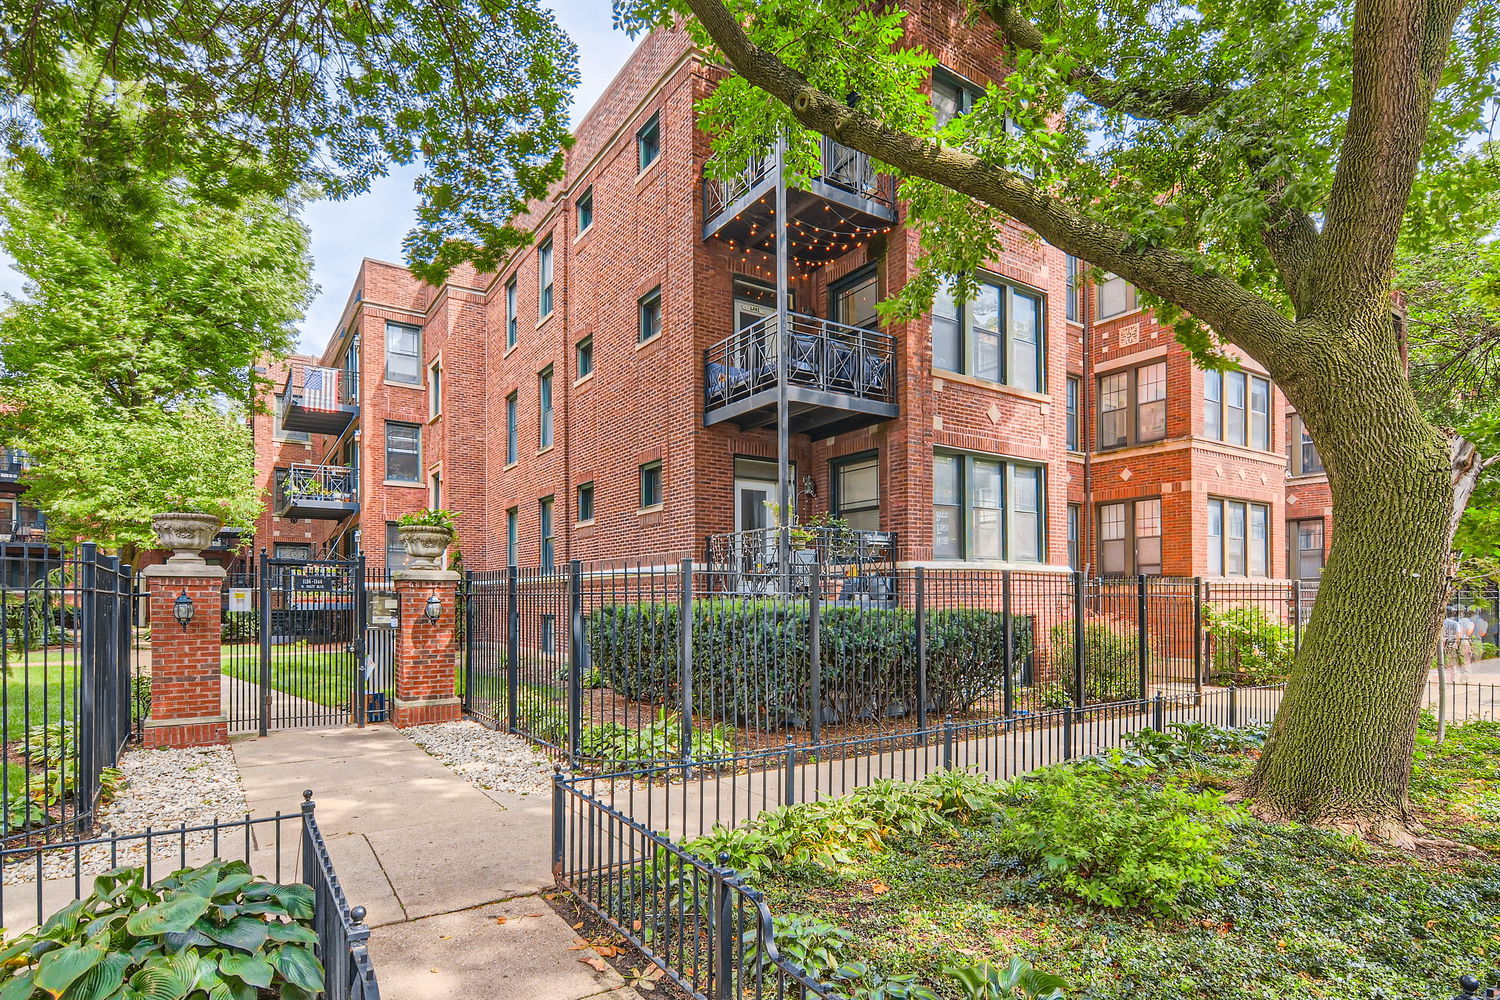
397, 524, 453, 571
151, 512, 223, 568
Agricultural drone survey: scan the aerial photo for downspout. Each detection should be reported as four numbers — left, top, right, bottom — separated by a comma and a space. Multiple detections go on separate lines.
1081, 280, 1094, 576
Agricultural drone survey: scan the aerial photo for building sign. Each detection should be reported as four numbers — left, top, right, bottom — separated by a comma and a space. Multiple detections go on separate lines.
227, 588, 253, 613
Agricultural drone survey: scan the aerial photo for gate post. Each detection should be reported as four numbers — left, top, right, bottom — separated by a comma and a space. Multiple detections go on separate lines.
142, 515, 228, 748
390, 561, 463, 729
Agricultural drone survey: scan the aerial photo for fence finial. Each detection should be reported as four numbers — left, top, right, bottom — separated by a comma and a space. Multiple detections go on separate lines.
351, 905, 367, 925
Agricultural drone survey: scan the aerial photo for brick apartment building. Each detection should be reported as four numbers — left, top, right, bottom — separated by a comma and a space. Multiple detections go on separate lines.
244, 12, 1335, 583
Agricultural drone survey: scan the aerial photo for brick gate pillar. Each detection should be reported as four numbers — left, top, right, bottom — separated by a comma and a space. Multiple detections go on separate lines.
143, 536, 229, 748
391, 568, 463, 728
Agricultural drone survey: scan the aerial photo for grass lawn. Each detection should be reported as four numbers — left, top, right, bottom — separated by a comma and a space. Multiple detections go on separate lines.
220, 646, 362, 710
707, 718, 1500, 999
0, 655, 74, 742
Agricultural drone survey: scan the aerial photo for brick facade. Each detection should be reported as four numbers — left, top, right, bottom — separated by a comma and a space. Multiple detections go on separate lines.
142, 571, 229, 748
242, 9, 1333, 588
390, 571, 463, 727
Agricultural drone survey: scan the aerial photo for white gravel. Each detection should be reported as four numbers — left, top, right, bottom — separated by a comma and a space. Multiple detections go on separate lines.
4, 746, 251, 885
403, 720, 554, 796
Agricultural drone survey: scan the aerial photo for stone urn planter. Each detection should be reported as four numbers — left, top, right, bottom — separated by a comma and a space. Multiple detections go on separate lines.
151, 512, 223, 567
397, 523, 454, 571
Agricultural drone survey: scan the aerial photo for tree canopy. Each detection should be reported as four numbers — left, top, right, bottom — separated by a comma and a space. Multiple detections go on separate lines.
0, 0, 580, 282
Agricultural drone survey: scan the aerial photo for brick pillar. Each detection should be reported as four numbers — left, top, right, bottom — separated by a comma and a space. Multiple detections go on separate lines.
143, 551, 228, 748
391, 568, 463, 728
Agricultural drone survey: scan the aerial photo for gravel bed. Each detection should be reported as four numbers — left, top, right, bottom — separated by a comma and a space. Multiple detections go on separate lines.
4, 746, 250, 884
403, 720, 553, 795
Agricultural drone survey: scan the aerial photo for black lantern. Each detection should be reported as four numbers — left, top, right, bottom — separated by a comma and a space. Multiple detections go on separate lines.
423, 594, 442, 624
172, 590, 195, 631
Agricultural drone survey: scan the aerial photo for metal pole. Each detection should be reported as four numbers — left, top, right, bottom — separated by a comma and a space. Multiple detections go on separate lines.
568, 560, 583, 763
678, 559, 694, 766
1137, 574, 1149, 702
1292, 579, 1303, 655
506, 566, 519, 733
808, 545, 822, 746
258, 549, 271, 737
353, 552, 367, 728
915, 568, 928, 743
1002, 570, 1014, 716
78, 543, 98, 826
1193, 576, 1205, 705
1072, 570, 1087, 708
463, 568, 475, 716
774, 130, 791, 592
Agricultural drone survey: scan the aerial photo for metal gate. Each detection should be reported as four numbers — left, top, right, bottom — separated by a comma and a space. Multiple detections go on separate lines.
222, 554, 398, 734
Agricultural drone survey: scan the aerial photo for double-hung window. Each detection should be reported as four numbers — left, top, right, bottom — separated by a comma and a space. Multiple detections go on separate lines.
1288, 412, 1324, 475
505, 392, 518, 464
637, 113, 661, 171
385, 322, 421, 384
576, 187, 594, 233
539, 497, 555, 570
538, 368, 554, 449
576, 336, 594, 378
932, 451, 1045, 562
931, 70, 981, 127
1096, 274, 1138, 318
932, 276, 1045, 392
1065, 376, 1080, 451
577, 482, 595, 523
831, 453, 880, 531
1208, 498, 1270, 577
384, 422, 420, 482
505, 279, 518, 348
1097, 498, 1162, 576
1205, 369, 1271, 449
505, 507, 518, 567
639, 461, 663, 509
538, 239, 554, 318
428, 359, 441, 418
1292, 518, 1325, 579
638, 288, 662, 343
1097, 361, 1167, 448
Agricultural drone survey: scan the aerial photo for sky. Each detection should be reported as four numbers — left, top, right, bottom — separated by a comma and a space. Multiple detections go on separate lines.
0, 1, 637, 357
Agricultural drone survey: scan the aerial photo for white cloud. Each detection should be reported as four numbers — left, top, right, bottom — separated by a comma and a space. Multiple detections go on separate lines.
0, 0, 639, 357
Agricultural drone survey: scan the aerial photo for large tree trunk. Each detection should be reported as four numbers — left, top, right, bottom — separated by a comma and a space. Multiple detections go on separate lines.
1242, 309, 1481, 840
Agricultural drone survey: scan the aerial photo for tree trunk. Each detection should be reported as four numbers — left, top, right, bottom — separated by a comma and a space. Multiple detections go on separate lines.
1242, 309, 1479, 840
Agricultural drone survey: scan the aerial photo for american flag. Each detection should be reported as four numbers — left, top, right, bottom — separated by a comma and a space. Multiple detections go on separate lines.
303, 366, 339, 410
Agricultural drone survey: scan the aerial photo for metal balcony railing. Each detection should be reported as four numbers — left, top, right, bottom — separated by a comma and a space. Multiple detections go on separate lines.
280, 364, 359, 435
0, 518, 48, 543
702, 136, 897, 224
704, 313, 897, 411
704, 526, 899, 599
274, 464, 359, 520
0, 449, 29, 483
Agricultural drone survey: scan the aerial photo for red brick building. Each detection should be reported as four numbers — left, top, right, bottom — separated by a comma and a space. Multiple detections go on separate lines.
246, 15, 1333, 584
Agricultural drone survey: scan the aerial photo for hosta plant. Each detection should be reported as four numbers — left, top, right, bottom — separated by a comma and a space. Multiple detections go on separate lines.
0, 859, 325, 999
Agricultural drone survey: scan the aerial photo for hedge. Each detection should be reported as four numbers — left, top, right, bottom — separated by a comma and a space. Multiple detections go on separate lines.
584, 599, 1033, 727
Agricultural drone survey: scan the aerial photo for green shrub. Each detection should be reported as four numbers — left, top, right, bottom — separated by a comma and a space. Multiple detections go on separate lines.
994, 759, 1239, 914
585, 600, 1032, 727
0, 859, 324, 1000
1120, 722, 1269, 769
1203, 604, 1294, 684
576, 709, 735, 765
1047, 615, 1145, 703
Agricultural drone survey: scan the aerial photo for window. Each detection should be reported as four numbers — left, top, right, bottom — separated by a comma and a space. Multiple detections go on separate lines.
274, 543, 312, 562
931, 69, 981, 127
538, 239, 554, 317
505, 279, 518, 348
577, 481, 595, 523
1291, 518, 1325, 579
832, 270, 879, 329
1097, 361, 1166, 448
831, 453, 880, 531
539, 497, 555, 570
932, 276, 1045, 391
538, 368, 554, 449
1097, 498, 1162, 576
385, 321, 422, 384
385, 522, 411, 571
931, 452, 1045, 562
1067, 504, 1081, 570
638, 287, 662, 343
428, 359, 442, 418
639, 460, 663, 509
576, 186, 594, 233
429, 470, 441, 510
542, 615, 557, 655
1096, 274, 1138, 318
385, 422, 421, 482
1288, 412, 1324, 475
1064, 255, 1084, 323
576, 335, 594, 378
505, 392, 518, 464
273, 393, 310, 443
636, 112, 661, 171
1065, 376, 1080, 451
1208, 498, 1271, 577
1205, 370, 1272, 449
506, 507, 518, 567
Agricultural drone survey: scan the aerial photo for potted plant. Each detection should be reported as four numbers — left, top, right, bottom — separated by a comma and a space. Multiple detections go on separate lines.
396, 509, 458, 570
152, 493, 229, 562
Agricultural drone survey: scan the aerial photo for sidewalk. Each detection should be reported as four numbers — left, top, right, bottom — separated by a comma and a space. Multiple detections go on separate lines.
233, 727, 638, 1000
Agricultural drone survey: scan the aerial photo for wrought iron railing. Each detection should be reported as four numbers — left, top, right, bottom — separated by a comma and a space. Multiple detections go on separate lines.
275, 463, 358, 509
301, 791, 382, 999
281, 363, 359, 415
704, 313, 897, 410
0, 518, 48, 544
0, 449, 28, 482
706, 526, 897, 583
702, 136, 897, 223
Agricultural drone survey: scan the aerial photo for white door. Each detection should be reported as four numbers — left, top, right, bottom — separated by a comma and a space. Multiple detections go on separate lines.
735, 479, 775, 535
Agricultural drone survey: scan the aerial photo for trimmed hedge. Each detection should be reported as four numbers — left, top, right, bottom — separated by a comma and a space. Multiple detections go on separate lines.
585, 600, 1032, 727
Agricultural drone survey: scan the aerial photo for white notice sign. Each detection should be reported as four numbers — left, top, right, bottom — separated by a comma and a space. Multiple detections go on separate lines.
228, 588, 252, 613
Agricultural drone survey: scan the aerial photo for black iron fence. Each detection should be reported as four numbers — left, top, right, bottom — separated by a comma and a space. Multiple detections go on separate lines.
0, 544, 134, 847
465, 561, 1315, 770
0, 791, 380, 999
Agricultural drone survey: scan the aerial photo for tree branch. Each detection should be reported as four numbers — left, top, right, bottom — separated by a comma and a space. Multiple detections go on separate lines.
979, 0, 1226, 121
681, 0, 1296, 360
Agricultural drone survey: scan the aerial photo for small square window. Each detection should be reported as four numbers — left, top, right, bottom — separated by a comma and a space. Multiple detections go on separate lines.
637, 113, 661, 172
638, 287, 662, 343
577, 481, 595, 523
639, 461, 663, 509
576, 335, 594, 379
577, 187, 594, 232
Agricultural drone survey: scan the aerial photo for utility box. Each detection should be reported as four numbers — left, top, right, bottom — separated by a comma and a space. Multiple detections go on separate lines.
363, 589, 399, 698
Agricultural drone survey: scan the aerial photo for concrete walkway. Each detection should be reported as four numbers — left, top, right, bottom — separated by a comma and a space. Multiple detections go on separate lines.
232, 727, 639, 1000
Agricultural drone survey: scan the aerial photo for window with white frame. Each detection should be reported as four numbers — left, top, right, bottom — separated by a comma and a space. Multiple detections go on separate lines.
1096, 274, 1138, 318
1097, 498, 1162, 576
385, 321, 421, 384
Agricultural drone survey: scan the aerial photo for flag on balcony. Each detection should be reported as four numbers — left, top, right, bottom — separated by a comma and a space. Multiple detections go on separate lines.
304, 367, 339, 410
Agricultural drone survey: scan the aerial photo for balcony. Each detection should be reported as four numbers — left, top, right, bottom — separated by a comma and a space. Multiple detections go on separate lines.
280, 363, 358, 435
702, 137, 897, 263
207, 528, 244, 551
274, 464, 359, 521
704, 313, 898, 438
705, 526, 898, 599
0, 518, 48, 545
0, 449, 28, 484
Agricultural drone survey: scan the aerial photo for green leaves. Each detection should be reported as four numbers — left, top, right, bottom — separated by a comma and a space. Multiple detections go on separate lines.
124, 896, 211, 937
270, 945, 324, 993
216, 953, 272, 989
943, 958, 1067, 1000
33, 942, 106, 996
